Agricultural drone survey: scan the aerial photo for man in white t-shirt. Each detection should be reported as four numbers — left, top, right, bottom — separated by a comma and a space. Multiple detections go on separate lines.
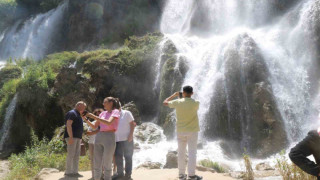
112, 107, 136, 180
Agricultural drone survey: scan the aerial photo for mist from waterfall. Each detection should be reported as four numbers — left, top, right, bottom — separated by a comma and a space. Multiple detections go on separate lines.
0, 2, 67, 61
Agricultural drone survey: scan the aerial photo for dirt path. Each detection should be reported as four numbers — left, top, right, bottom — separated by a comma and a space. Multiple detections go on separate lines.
0, 160, 10, 179
41, 169, 235, 180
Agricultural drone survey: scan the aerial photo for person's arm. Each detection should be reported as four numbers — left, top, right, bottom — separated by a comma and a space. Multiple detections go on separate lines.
83, 116, 99, 129
66, 120, 74, 145
86, 113, 116, 125
163, 92, 180, 106
127, 121, 135, 142
86, 129, 99, 136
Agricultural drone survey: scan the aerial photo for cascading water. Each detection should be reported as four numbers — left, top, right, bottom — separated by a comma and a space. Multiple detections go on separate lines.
0, 2, 67, 62
134, 0, 320, 170
0, 94, 18, 152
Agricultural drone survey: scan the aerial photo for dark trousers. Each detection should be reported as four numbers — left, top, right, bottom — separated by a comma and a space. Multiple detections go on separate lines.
115, 140, 134, 176
289, 130, 320, 179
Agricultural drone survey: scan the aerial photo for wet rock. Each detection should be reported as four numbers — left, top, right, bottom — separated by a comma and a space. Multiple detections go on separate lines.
255, 162, 275, 171
122, 102, 142, 125
197, 140, 207, 150
205, 34, 288, 158
134, 142, 141, 150
163, 112, 176, 140
164, 151, 178, 169
134, 123, 165, 144
158, 41, 189, 137
136, 161, 162, 169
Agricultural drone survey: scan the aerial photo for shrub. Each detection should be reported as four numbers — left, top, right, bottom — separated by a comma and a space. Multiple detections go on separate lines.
198, 159, 226, 173
5, 131, 90, 180
276, 150, 316, 180
0, 64, 22, 88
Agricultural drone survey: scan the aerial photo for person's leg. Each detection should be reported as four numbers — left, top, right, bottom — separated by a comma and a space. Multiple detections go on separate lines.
73, 138, 81, 174
103, 132, 116, 180
289, 130, 320, 177
187, 132, 198, 177
177, 132, 188, 176
89, 143, 95, 178
65, 138, 77, 175
115, 141, 125, 176
123, 140, 134, 176
94, 134, 104, 180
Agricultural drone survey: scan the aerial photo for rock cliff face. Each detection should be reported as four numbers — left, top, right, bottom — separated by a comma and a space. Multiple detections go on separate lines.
204, 34, 287, 157
62, 0, 164, 51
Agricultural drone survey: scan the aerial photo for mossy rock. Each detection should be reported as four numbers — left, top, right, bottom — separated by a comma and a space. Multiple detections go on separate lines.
163, 111, 176, 140
0, 65, 22, 89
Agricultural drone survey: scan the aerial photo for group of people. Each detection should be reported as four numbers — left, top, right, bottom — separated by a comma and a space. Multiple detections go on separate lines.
63, 97, 135, 180
63, 85, 203, 180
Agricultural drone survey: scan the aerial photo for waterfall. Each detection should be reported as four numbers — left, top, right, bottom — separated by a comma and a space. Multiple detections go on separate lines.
0, 2, 68, 61
160, 0, 317, 157
0, 94, 18, 152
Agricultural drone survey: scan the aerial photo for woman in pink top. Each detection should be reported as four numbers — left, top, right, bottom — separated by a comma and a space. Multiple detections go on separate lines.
85, 97, 120, 180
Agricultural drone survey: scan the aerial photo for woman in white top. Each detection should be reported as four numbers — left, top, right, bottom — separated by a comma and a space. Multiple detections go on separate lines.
84, 108, 103, 179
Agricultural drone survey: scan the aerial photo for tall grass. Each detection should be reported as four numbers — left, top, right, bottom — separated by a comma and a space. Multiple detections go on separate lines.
243, 153, 254, 180
198, 159, 226, 173
276, 150, 316, 180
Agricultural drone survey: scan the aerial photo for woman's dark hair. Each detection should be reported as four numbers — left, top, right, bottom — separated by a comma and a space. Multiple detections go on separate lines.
93, 108, 104, 116
104, 97, 121, 110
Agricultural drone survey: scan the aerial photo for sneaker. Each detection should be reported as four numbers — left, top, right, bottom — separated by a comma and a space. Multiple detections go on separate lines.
124, 174, 132, 180
72, 173, 84, 177
188, 175, 203, 180
112, 173, 124, 180
64, 173, 73, 177
179, 174, 187, 180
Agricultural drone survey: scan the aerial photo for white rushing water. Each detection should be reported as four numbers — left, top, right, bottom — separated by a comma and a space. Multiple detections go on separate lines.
0, 94, 18, 151
134, 0, 320, 171
0, 2, 67, 61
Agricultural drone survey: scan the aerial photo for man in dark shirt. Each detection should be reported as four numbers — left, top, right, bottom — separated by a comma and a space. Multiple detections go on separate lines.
64, 101, 87, 177
289, 130, 320, 180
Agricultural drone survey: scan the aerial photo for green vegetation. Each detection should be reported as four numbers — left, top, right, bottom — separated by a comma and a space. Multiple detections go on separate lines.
1, 32, 162, 179
198, 159, 226, 173
276, 150, 316, 180
5, 131, 90, 180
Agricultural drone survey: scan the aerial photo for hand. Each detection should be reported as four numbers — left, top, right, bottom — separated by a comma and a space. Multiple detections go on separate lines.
128, 134, 133, 142
68, 137, 74, 145
82, 115, 87, 121
174, 92, 180, 97
86, 113, 95, 119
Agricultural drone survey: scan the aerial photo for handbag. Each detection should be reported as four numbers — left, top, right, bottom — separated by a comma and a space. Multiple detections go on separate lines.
80, 142, 86, 156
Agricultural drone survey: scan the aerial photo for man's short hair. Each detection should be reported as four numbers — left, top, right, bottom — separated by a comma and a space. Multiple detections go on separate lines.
75, 101, 87, 108
183, 86, 193, 94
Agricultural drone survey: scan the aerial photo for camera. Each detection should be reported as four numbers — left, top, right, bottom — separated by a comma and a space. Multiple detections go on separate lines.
179, 92, 183, 98
82, 110, 88, 116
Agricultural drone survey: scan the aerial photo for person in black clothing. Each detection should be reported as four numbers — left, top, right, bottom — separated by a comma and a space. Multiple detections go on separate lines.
64, 101, 87, 177
289, 130, 320, 179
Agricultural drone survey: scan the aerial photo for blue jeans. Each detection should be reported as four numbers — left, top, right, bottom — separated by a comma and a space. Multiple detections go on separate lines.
115, 140, 134, 176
